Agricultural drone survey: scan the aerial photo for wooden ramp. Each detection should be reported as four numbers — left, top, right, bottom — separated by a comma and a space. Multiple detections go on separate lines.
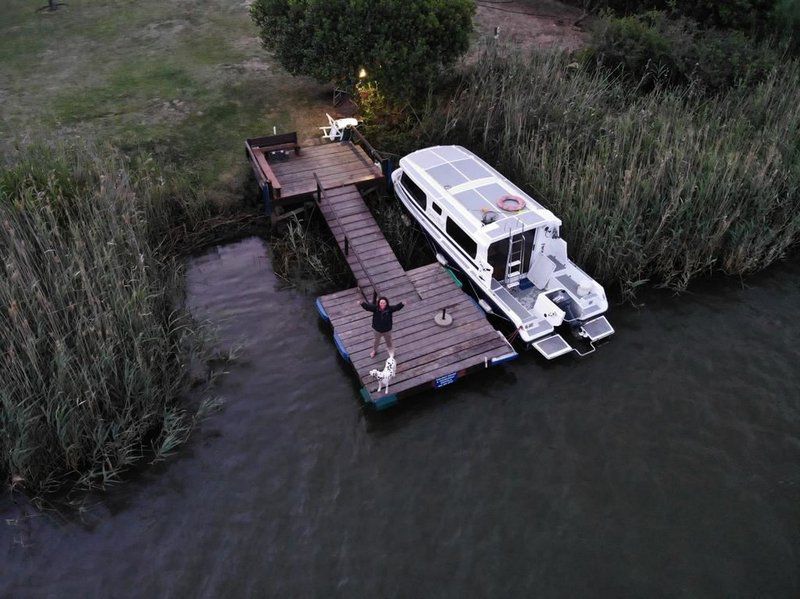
314, 182, 518, 409
317, 185, 416, 300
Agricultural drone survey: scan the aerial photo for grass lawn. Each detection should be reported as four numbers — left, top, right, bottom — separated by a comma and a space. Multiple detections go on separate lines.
0, 0, 335, 203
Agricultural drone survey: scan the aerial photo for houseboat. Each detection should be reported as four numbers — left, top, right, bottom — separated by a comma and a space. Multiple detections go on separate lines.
392, 145, 614, 359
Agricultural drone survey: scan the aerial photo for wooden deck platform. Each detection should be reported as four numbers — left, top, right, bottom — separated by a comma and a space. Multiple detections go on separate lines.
313, 184, 518, 409
246, 133, 383, 209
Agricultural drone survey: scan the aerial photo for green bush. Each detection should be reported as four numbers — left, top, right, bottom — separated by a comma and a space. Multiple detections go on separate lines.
771, 0, 800, 48
590, 11, 780, 93
250, 0, 474, 101
576, 0, 780, 31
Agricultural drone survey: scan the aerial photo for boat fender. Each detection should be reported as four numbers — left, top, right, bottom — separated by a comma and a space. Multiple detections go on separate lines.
477, 299, 493, 313
497, 195, 525, 212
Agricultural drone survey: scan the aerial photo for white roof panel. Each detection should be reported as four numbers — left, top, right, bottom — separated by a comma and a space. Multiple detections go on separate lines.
427, 162, 468, 188
431, 146, 470, 161
399, 145, 560, 238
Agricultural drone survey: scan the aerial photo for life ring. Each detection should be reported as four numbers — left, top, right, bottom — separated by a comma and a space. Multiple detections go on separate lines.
497, 195, 525, 212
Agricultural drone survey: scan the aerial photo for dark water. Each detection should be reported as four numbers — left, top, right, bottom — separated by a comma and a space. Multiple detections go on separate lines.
3, 237, 799, 598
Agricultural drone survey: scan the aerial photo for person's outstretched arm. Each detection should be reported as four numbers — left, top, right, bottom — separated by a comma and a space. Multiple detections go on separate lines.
360, 301, 377, 312
390, 302, 405, 312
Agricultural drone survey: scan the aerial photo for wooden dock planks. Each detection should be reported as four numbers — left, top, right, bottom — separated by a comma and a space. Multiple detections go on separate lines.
317, 184, 417, 301
319, 262, 517, 407
268, 142, 383, 201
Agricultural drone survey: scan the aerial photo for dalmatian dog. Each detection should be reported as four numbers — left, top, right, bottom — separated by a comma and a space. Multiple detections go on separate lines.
369, 354, 396, 394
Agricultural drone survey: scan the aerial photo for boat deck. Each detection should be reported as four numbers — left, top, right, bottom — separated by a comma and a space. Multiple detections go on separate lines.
313, 183, 517, 409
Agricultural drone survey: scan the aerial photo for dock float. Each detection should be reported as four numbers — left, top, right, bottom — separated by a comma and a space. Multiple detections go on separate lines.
247, 131, 517, 408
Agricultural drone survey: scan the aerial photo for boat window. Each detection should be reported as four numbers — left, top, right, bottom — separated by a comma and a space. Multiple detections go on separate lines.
401, 172, 427, 210
432, 203, 442, 215
446, 217, 477, 258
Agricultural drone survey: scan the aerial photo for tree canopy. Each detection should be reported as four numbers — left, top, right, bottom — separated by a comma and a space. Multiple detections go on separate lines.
250, 0, 475, 100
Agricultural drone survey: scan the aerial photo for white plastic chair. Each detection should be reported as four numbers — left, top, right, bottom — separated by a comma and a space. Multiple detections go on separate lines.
320, 113, 340, 141
320, 113, 360, 141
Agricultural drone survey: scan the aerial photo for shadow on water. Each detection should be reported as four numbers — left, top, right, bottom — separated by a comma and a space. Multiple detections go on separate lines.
2, 237, 799, 598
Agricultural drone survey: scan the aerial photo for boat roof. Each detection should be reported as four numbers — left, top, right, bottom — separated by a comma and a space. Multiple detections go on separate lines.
399, 145, 560, 242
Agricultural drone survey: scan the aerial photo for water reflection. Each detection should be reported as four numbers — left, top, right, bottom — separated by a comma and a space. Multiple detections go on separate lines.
2, 238, 798, 597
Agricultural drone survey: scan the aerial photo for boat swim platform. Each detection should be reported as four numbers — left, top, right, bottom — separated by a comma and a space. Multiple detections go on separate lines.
313, 182, 518, 409
245, 131, 385, 212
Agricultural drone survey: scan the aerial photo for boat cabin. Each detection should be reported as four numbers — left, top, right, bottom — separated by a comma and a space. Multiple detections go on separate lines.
395, 145, 562, 289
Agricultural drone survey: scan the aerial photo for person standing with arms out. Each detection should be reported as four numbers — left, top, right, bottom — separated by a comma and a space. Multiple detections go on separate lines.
359, 296, 405, 358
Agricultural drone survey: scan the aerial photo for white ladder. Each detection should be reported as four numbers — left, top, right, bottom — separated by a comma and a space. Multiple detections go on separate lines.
504, 222, 526, 288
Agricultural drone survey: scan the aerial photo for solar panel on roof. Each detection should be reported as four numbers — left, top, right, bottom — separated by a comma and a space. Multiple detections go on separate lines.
454, 158, 494, 181
454, 188, 493, 212
411, 151, 446, 169
476, 183, 517, 205
427, 163, 468, 188
432, 146, 469, 161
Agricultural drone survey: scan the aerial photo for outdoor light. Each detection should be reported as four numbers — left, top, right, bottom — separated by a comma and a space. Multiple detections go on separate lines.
358, 67, 367, 79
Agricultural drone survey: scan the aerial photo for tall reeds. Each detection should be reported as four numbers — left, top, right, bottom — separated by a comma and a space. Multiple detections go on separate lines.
423, 45, 800, 296
0, 145, 214, 497
270, 212, 353, 291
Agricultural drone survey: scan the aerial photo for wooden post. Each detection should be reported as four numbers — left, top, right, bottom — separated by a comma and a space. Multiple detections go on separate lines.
262, 185, 272, 215
382, 158, 394, 193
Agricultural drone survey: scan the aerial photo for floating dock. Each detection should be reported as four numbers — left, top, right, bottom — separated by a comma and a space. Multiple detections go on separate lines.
248, 132, 517, 409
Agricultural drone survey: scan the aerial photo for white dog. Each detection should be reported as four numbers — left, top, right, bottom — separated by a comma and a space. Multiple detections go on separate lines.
369, 354, 396, 394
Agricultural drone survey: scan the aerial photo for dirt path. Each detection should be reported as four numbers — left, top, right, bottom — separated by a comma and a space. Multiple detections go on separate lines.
473, 0, 589, 53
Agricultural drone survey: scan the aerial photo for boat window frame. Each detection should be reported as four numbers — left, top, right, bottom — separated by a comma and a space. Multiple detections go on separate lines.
431, 202, 442, 215
446, 216, 478, 259
401, 171, 427, 211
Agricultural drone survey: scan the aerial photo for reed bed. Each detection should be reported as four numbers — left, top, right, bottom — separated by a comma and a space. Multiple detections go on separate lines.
270, 212, 353, 291
422, 45, 800, 297
0, 144, 217, 498
268, 193, 432, 291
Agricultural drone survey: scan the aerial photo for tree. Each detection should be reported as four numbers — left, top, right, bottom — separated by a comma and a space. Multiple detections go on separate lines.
250, 0, 475, 100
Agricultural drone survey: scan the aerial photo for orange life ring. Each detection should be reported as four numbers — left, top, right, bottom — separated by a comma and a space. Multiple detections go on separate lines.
497, 195, 525, 212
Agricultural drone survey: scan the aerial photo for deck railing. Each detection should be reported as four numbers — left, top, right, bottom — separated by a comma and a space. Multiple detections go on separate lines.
314, 172, 379, 303
346, 127, 396, 192
347, 126, 383, 163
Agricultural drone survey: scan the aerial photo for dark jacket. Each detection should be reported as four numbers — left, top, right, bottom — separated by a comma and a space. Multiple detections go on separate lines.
361, 301, 404, 333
